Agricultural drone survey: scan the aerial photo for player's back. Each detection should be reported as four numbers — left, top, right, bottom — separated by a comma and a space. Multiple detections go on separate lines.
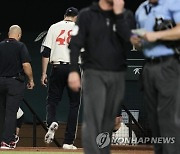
44, 20, 75, 62
51, 20, 75, 46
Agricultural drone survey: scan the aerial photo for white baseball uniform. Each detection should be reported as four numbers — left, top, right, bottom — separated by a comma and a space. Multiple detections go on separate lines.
42, 20, 75, 63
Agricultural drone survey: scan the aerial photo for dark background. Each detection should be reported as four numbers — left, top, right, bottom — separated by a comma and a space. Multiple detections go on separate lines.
0, 0, 144, 32
0, 0, 148, 132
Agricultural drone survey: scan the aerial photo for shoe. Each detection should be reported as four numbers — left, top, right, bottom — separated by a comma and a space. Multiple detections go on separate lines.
15, 135, 19, 144
0, 142, 11, 149
9, 141, 16, 149
62, 144, 77, 150
44, 122, 59, 144
0, 141, 16, 149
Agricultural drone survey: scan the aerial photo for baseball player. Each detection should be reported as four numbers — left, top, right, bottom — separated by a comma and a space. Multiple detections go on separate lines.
15, 107, 24, 144
41, 7, 80, 150
112, 116, 137, 145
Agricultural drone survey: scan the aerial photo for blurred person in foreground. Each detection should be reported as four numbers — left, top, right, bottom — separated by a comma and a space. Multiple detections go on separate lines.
67, 0, 134, 153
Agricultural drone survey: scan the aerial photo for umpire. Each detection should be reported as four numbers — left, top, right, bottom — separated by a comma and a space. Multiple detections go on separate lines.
131, 0, 180, 153
0, 25, 34, 149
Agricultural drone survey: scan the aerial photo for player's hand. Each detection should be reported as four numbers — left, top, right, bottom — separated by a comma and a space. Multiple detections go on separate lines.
130, 35, 142, 49
27, 80, 35, 89
68, 72, 81, 92
142, 32, 159, 42
113, 0, 125, 15
41, 73, 48, 87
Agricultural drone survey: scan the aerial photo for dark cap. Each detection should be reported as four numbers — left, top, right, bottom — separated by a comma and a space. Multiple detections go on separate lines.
65, 7, 78, 17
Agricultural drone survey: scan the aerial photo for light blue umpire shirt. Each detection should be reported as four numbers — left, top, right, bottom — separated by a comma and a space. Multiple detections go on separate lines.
135, 0, 180, 58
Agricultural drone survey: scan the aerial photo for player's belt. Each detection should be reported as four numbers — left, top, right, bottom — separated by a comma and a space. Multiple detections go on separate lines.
146, 54, 176, 63
51, 61, 70, 65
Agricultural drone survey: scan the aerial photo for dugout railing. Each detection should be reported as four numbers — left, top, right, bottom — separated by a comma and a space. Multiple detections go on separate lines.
22, 98, 148, 147
122, 104, 146, 137
22, 98, 61, 147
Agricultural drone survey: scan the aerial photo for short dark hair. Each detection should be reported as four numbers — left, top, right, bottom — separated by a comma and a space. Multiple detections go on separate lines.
64, 7, 78, 17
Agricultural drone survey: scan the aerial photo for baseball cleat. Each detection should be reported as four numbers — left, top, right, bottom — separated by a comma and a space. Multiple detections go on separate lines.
0, 141, 16, 149
44, 122, 59, 144
62, 144, 77, 150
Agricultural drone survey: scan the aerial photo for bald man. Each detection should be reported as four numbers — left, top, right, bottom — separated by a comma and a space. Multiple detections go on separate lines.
0, 25, 34, 149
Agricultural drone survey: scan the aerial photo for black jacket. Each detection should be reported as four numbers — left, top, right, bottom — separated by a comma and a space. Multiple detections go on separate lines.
69, 2, 135, 72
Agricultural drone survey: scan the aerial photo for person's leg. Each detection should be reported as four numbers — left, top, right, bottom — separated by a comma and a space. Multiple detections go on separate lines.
82, 70, 125, 154
14, 115, 24, 144
174, 59, 180, 153
64, 86, 80, 145
45, 65, 66, 144
15, 128, 20, 137
13, 108, 24, 144
142, 63, 162, 154
0, 92, 6, 142
157, 58, 180, 154
61, 65, 81, 148
100, 71, 125, 154
46, 66, 65, 126
16, 114, 24, 135
82, 69, 106, 154
2, 79, 24, 145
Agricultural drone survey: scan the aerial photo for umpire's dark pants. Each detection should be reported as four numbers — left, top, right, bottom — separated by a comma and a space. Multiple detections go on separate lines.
0, 77, 25, 143
46, 64, 80, 144
82, 69, 125, 154
142, 55, 180, 154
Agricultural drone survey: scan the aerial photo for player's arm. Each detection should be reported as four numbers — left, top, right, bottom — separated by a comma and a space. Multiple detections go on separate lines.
40, 25, 53, 86
142, 1, 180, 43
68, 11, 87, 91
41, 46, 51, 86
143, 24, 180, 42
23, 63, 34, 89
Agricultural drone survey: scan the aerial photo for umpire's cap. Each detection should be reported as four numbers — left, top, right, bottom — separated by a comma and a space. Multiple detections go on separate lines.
65, 7, 78, 17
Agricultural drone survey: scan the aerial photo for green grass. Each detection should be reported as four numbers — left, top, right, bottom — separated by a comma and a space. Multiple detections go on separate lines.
0, 152, 83, 154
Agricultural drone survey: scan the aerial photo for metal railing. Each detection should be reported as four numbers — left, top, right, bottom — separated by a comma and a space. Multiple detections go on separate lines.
22, 98, 61, 147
